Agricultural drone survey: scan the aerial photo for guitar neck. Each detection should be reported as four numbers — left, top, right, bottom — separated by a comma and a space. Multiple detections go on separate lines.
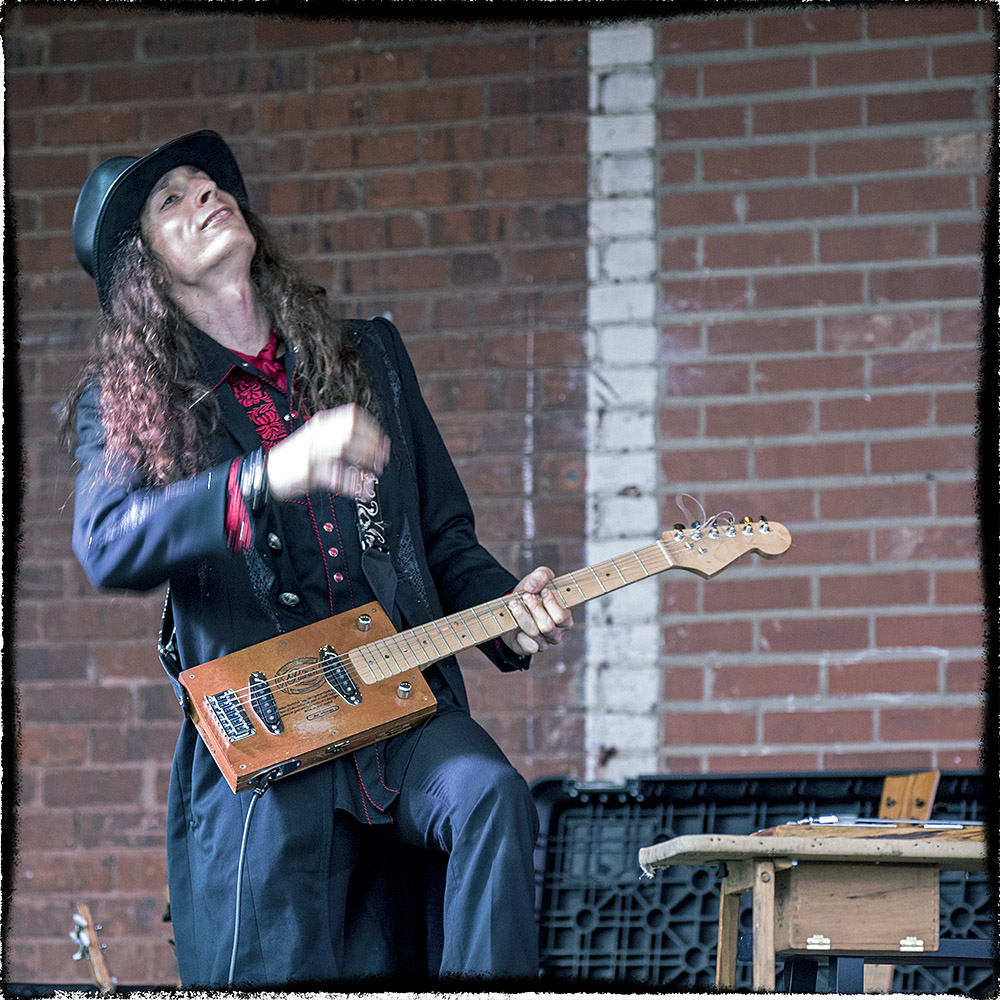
347, 539, 672, 684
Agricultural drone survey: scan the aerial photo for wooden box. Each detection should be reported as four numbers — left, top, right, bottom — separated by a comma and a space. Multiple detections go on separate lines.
773, 862, 939, 954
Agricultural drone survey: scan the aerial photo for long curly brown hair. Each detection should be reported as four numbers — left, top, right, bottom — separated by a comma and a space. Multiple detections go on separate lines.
60, 208, 374, 486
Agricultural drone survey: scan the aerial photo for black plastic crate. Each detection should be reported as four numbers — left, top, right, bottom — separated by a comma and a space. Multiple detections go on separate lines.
532, 771, 993, 993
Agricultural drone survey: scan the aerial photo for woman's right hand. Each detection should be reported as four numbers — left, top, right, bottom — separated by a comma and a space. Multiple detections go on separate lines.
265, 404, 390, 500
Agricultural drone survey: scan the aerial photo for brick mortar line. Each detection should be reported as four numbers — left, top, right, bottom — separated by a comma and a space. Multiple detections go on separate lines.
629, 300, 984, 323
642, 649, 985, 664
648, 607, 983, 623
658, 382, 977, 394
653, 740, 983, 754
640, 694, 984, 710
660, 427, 978, 444
658, 35, 990, 64
656, 216, 986, 234
658, 177, 987, 193
655, 122, 991, 147
661, 258, 984, 279
655, 75, 993, 108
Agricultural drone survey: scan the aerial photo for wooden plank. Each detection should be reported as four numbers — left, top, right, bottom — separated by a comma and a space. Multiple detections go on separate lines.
773, 864, 939, 953
880, 770, 940, 820
638, 833, 985, 873
755, 822, 983, 843
715, 887, 740, 990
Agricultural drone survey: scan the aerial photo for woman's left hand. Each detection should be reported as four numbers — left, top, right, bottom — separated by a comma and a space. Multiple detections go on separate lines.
501, 566, 574, 656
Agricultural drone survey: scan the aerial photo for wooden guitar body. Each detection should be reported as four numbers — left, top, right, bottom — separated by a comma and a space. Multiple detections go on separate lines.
180, 602, 436, 792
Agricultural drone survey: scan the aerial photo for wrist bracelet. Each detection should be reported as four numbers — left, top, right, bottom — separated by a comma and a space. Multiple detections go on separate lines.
239, 449, 269, 514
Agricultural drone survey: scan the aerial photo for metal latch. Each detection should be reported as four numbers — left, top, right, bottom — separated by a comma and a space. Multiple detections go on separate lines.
806, 934, 831, 950
899, 936, 924, 952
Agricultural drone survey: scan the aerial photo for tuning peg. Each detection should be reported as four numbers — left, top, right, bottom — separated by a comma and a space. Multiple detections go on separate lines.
742, 516, 753, 535
759, 515, 771, 533
72, 913, 88, 928
672, 523, 685, 532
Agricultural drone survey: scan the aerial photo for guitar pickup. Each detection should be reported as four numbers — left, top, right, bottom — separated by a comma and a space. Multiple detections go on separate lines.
320, 645, 362, 704
249, 671, 284, 735
205, 689, 255, 743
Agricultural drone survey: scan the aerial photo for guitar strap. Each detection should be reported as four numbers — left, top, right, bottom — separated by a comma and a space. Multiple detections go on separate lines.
157, 587, 188, 709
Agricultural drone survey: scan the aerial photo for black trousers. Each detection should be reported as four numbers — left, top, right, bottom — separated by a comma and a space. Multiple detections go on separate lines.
389, 708, 540, 978
335, 708, 540, 983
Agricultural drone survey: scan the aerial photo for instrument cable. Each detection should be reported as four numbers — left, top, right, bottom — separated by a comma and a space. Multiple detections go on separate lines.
227, 775, 275, 986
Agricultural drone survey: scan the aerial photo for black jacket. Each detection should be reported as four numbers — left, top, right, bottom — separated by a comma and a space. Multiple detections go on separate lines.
71, 316, 528, 987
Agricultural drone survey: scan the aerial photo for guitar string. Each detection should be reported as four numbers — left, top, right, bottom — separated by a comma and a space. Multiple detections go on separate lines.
211, 545, 671, 700
199, 522, 758, 705
207, 516, 759, 706
202, 518, 771, 707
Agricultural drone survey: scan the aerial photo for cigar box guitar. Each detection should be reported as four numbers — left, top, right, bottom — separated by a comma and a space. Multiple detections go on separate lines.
180, 517, 791, 792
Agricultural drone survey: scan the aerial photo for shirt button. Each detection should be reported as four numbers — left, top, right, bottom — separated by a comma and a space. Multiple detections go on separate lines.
267, 532, 283, 552
333, 573, 344, 583
328, 547, 339, 557
278, 592, 301, 607
323, 523, 334, 532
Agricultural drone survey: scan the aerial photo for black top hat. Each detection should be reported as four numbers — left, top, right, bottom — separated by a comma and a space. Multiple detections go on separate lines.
72, 130, 249, 313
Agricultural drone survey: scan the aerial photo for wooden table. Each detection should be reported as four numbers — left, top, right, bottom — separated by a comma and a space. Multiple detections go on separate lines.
638, 827, 985, 992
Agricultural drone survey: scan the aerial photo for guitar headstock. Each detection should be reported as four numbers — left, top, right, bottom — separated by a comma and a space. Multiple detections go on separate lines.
70, 903, 116, 993
661, 517, 791, 579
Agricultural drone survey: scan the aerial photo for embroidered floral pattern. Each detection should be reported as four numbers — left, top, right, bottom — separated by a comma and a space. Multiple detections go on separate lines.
230, 371, 287, 450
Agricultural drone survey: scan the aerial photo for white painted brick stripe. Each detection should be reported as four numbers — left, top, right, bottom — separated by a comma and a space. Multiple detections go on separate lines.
586, 22, 659, 781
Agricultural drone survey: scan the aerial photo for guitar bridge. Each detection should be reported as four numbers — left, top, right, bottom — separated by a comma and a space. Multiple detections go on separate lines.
320, 645, 362, 704
205, 689, 255, 743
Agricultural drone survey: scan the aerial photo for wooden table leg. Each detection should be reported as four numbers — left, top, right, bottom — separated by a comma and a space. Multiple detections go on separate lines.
716, 883, 741, 989
716, 861, 755, 990
752, 860, 776, 992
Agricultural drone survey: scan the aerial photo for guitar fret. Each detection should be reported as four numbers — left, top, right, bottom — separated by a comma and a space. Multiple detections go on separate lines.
633, 549, 651, 576
439, 618, 468, 654
366, 637, 407, 678
651, 542, 671, 571
350, 646, 380, 684
412, 623, 447, 664
588, 566, 608, 593
491, 598, 515, 636
466, 606, 493, 643
388, 632, 422, 673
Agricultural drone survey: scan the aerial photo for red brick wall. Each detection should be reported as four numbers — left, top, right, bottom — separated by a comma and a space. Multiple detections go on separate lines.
653, 6, 990, 774
5, 6, 991, 988
9, 11, 589, 985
